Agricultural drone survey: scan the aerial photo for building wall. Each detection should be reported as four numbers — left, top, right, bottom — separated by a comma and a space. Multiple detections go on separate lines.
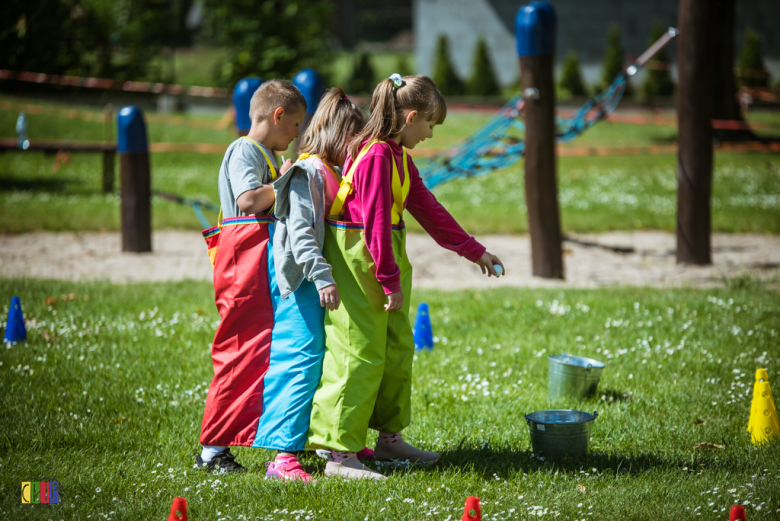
415, 0, 780, 87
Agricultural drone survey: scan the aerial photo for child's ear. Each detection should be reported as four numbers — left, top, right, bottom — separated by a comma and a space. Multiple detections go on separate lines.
273, 107, 284, 126
405, 110, 418, 125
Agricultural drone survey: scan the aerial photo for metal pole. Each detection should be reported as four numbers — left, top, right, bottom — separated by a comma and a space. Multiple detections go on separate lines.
232, 77, 263, 137
676, 0, 713, 265
292, 68, 324, 154
516, 1, 563, 279
117, 106, 152, 252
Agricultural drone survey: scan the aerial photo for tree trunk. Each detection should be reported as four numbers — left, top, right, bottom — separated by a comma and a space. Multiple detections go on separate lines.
676, 0, 713, 265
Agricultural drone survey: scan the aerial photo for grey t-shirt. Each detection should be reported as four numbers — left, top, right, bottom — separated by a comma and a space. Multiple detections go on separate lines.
218, 137, 278, 218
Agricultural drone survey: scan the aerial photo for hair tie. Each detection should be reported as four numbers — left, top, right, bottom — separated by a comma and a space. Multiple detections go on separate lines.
389, 73, 404, 89
342, 94, 349, 101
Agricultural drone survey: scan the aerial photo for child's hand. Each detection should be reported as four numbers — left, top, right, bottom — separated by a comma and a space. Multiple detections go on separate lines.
384, 290, 403, 312
319, 284, 340, 311
476, 251, 505, 277
280, 158, 294, 175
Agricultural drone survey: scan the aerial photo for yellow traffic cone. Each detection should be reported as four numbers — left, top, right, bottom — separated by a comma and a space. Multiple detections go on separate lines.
751, 381, 780, 446
748, 368, 769, 433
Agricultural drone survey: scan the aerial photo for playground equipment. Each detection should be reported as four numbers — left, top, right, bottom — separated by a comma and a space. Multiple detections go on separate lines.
117, 106, 151, 252
417, 1, 677, 278
292, 68, 324, 146
462, 496, 482, 521
233, 77, 263, 136
413, 303, 434, 351
3, 296, 27, 344
676, 0, 713, 265
746, 369, 779, 446
417, 30, 677, 190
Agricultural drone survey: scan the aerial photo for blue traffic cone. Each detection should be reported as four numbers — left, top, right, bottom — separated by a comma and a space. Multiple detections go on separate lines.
4, 296, 27, 343
413, 302, 434, 351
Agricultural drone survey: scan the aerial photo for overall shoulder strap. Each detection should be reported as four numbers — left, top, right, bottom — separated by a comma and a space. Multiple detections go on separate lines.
241, 137, 278, 180
329, 139, 381, 217
298, 153, 341, 185
390, 147, 412, 224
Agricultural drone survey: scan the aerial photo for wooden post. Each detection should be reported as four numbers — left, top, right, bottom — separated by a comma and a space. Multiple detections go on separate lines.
233, 77, 263, 137
676, 0, 714, 265
103, 104, 114, 193
516, 1, 563, 279
102, 150, 115, 194
292, 68, 324, 154
117, 106, 151, 252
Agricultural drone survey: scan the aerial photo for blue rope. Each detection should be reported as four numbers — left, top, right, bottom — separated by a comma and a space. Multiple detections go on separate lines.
419, 72, 629, 189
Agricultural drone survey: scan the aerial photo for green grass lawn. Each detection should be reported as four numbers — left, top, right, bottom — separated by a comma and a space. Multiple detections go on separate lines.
1, 96, 779, 234
1, 278, 779, 519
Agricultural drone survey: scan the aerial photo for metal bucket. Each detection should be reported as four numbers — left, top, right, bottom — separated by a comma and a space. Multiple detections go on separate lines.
548, 353, 605, 400
524, 409, 598, 459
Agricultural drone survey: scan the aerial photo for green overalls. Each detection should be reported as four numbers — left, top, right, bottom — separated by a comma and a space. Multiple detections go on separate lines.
307, 140, 415, 452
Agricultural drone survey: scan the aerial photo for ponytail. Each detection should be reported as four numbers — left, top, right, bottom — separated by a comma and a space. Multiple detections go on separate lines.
348, 75, 447, 159
299, 86, 364, 166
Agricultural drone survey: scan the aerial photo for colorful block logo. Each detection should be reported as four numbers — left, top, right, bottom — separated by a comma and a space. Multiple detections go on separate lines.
21, 482, 59, 504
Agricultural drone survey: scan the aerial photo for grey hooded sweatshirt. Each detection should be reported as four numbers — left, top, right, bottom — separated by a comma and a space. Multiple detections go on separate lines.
272, 158, 336, 300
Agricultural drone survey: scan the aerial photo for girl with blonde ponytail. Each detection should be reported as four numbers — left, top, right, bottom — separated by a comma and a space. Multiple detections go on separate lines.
308, 74, 505, 480
265, 86, 365, 482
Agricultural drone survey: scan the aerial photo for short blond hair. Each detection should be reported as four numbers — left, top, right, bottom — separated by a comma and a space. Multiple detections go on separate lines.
249, 79, 307, 124
299, 86, 364, 166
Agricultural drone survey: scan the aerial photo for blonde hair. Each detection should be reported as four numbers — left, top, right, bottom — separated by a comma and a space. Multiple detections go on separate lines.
249, 79, 307, 124
349, 75, 446, 158
299, 86, 365, 166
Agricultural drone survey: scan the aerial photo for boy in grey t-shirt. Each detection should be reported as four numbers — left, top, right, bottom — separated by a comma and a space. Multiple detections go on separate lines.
217, 138, 278, 218
197, 79, 306, 476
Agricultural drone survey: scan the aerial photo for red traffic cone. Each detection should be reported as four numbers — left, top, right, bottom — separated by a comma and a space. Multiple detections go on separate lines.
729, 505, 746, 521
168, 497, 188, 521
462, 496, 481, 521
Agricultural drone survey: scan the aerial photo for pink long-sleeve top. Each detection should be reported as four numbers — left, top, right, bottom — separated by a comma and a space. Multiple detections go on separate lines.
341, 140, 486, 295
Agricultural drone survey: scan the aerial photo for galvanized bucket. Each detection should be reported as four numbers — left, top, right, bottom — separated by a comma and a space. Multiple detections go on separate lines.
524, 409, 598, 459
548, 353, 605, 400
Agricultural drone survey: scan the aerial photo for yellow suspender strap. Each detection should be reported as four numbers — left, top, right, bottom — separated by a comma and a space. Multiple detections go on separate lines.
217, 207, 223, 228
391, 147, 411, 225
241, 136, 278, 180
329, 139, 381, 217
329, 140, 411, 224
297, 153, 342, 185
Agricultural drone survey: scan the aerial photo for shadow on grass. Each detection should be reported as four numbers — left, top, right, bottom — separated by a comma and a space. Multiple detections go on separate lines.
0, 175, 74, 192
416, 441, 754, 479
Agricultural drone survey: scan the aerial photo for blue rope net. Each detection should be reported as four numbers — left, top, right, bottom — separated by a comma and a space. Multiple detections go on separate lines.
419, 72, 629, 189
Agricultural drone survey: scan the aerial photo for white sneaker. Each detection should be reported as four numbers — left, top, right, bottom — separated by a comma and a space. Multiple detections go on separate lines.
324, 453, 387, 480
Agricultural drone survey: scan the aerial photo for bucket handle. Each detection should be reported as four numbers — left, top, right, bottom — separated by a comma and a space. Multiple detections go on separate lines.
585, 363, 592, 372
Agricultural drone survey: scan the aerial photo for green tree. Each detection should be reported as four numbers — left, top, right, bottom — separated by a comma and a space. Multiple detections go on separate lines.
202, 0, 334, 87
737, 29, 770, 88
467, 38, 500, 97
558, 51, 588, 98
395, 54, 414, 78
601, 25, 632, 95
433, 34, 464, 96
350, 53, 376, 94
0, 0, 180, 85
641, 22, 675, 100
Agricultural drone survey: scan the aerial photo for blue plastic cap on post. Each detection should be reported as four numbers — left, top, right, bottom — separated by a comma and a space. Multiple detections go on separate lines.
4, 296, 27, 343
233, 77, 263, 132
516, 1, 557, 56
117, 106, 148, 153
292, 69, 323, 115
413, 302, 434, 351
